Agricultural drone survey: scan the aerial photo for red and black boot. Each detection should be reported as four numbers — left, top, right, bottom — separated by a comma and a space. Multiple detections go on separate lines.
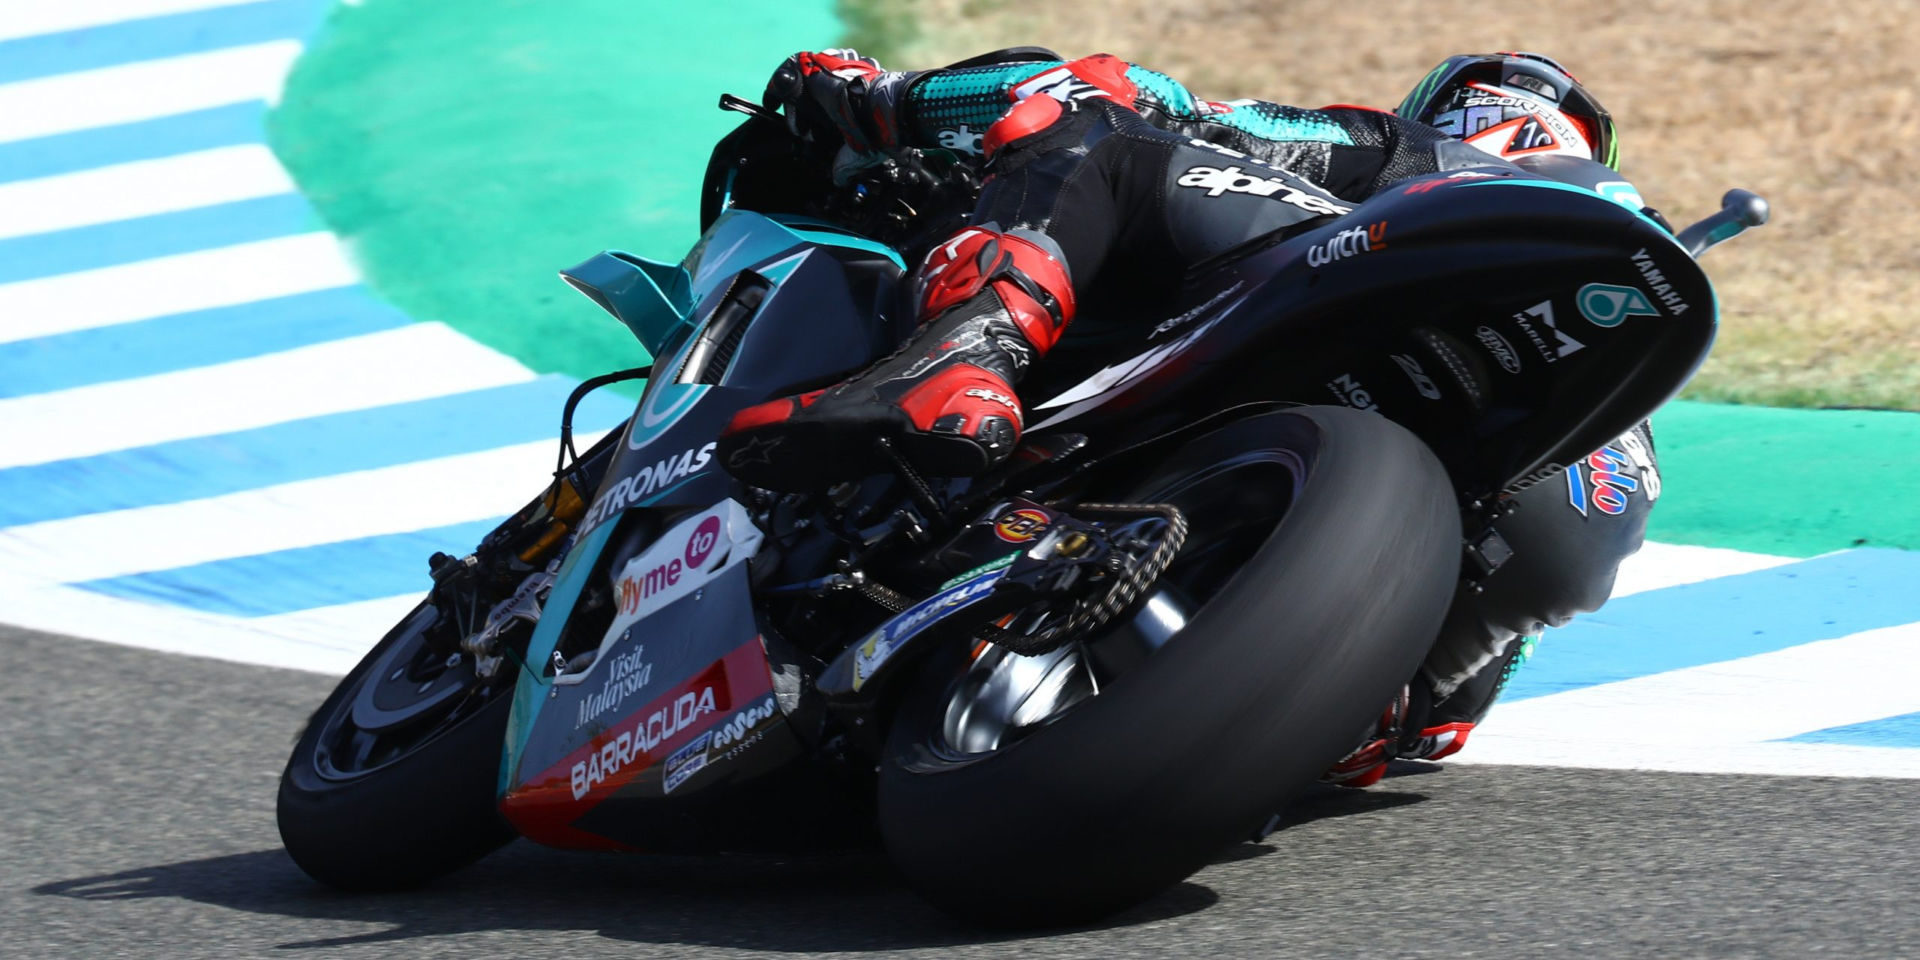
1322, 682, 1476, 787
716, 226, 1075, 491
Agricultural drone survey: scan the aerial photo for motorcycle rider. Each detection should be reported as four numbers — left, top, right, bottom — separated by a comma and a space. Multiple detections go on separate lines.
714, 49, 1662, 785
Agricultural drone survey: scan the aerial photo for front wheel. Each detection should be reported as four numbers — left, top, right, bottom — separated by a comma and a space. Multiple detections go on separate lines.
276, 602, 517, 890
878, 406, 1462, 926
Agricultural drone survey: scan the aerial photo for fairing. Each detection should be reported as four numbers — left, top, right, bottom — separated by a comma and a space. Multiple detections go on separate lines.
499, 167, 1721, 851
1030, 170, 1715, 495
499, 212, 907, 850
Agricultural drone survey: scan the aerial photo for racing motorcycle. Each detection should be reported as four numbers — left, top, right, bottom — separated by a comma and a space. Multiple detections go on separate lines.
277, 95, 1767, 925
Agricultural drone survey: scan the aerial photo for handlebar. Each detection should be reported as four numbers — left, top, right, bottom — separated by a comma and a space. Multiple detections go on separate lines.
1676, 189, 1769, 258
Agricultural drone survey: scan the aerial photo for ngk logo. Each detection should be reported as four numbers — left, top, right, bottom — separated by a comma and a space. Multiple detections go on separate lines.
1327, 373, 1380, 413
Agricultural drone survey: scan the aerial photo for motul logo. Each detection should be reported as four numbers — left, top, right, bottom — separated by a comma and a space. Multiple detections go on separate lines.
1307, 221, 1387, 267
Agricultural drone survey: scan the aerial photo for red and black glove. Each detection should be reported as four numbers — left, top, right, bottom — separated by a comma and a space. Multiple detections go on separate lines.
762, 49, 906, 153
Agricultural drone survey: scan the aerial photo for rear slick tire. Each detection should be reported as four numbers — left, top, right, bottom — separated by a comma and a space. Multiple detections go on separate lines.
877, 405, 1461, 927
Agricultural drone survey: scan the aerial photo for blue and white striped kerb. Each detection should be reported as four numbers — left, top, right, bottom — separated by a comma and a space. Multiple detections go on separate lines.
0, 0, 630, 673
1465, 543, 1920, 778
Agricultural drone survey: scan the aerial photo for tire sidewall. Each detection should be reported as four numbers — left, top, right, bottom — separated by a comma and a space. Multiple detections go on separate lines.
878, 406, 1462, 924
276, 604, 517, 891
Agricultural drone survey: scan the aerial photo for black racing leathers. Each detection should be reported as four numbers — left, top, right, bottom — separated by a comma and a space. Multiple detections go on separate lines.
857, 53, 1656, 721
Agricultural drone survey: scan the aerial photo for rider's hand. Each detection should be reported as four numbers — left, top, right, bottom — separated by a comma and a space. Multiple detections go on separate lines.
763, 49, 894, 153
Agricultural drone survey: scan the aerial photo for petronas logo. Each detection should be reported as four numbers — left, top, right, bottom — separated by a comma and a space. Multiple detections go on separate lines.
1576, 283, 1660, 328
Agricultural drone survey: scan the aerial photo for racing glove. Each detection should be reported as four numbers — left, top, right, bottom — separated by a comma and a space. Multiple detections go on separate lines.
763, 49, 916, 153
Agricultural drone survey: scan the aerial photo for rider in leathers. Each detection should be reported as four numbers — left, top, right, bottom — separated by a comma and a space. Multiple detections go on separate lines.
713, 49, 1662, 785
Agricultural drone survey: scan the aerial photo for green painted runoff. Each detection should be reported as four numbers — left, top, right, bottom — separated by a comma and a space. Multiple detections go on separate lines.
1649, 400, 1920, 556
268, 0, 839, 380
270, 3, 1915, 558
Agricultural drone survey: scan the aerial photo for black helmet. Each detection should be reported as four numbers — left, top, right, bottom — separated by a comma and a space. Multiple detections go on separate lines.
1397, 52, 1619, 169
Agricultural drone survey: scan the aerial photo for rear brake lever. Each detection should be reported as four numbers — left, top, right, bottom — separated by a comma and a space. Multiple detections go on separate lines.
1676, 189, 1770, 258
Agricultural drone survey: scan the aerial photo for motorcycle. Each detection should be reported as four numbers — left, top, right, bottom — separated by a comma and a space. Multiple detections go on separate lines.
276, 97, 1768, 925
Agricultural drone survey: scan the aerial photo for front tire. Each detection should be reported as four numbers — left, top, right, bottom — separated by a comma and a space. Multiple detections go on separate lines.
878, 406, 1461, 925
276, 603, 517, 890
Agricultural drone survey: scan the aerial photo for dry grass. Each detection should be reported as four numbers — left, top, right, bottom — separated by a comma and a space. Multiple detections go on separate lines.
851, 0, 1920, 408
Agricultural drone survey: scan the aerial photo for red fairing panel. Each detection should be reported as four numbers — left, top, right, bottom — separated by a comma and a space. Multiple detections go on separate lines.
501, 638, 775, 849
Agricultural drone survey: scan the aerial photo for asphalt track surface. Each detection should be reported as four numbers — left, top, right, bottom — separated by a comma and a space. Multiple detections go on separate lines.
8, 624, 1919, 959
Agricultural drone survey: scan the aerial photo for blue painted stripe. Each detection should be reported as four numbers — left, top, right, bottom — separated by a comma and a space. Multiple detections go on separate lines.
0, 376, 635, 526
71, 517, 506, 617
0, 193, 313, 284
0, 103, 264, 183
1504, 549, 1920, 701
1784, 713, 1920, 749
0, 1, 322, 85
0, 288, 406, 397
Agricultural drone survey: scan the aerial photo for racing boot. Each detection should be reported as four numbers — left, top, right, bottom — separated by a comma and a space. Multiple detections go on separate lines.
717, 225, 1074, 491
1321, 682, 1476, 788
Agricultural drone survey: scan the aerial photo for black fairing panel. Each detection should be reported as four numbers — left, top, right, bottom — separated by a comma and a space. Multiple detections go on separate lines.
1034, 173, 1716, 496
720, 244, 910, 396
583, 220, 909, 532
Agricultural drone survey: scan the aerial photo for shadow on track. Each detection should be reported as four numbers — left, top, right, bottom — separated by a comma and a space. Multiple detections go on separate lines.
31, 843, 1214, 951
30, 781, 1427, 951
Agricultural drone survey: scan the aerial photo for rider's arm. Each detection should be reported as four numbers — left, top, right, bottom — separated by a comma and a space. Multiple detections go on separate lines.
771, 51, 1510, 203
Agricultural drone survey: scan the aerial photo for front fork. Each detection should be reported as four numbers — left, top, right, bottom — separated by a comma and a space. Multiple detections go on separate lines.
423, 429, 627, 680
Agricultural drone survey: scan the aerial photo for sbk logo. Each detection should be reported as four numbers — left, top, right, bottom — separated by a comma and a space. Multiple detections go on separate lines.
1176, 165, 1353, 217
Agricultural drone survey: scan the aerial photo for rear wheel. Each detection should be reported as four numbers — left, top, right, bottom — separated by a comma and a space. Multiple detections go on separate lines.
878, 406, 1461, 925
276, 602, 518, 890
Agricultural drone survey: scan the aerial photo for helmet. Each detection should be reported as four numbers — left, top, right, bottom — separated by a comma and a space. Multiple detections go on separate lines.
1397, 52, 1618, 169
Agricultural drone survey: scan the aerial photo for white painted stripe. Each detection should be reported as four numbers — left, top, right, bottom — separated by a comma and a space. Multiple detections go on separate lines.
0, 323, 535, 469
249, 593, 425, 651
0, 0, 271, 43
0, 232, 358, 343
1450, 739, 1920, 779
0, 41, 301, 144
0, 433, 606, 583
1609, 541, 1799, 599
0, 579, 368, 674
0, 144, 293, 241
1463, 622, 1920, 775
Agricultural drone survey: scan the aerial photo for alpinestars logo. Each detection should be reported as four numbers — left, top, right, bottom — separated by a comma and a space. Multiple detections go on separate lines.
1011, 67, 1111, 103
964, 387, 1019, 412
1176, 166, 1353, 217
937, 124, 984, 155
